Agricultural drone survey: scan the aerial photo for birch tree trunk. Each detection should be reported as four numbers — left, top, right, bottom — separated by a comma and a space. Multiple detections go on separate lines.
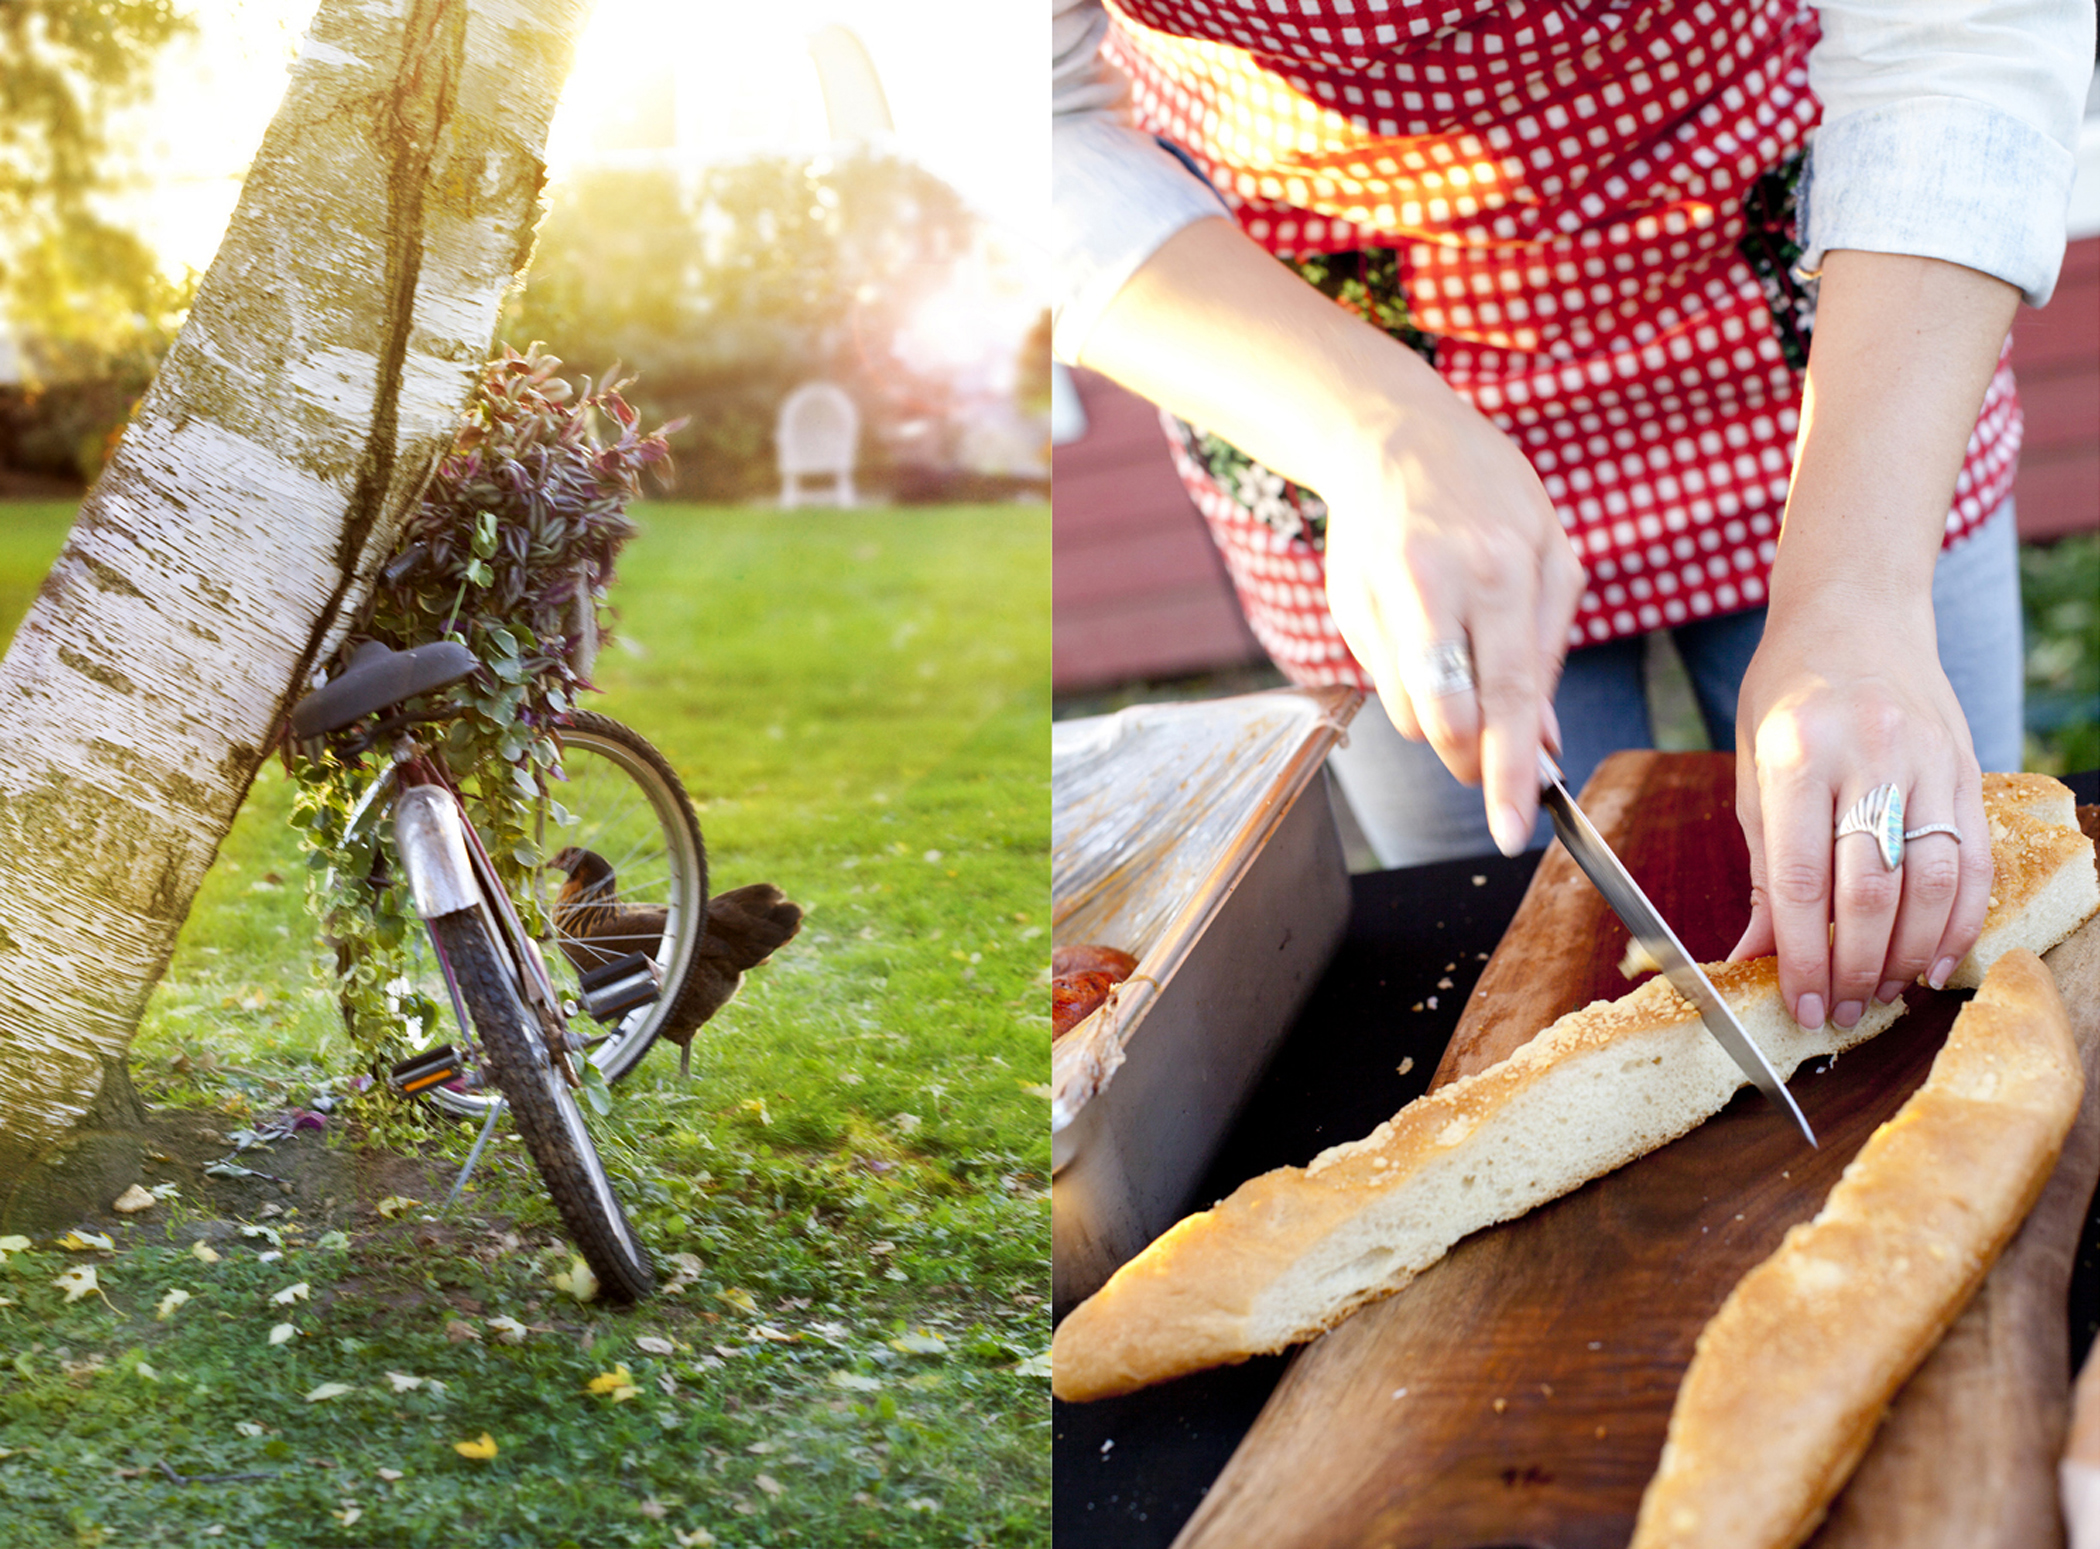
0, 0, 590, 1195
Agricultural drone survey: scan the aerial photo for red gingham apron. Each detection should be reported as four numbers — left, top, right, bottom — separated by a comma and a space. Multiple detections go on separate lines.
1103, 0, 2022, 688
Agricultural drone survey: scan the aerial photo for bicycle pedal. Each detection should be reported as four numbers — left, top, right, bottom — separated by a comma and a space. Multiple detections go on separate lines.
576, 952, 662, 1023
390, 1044, 463, 1096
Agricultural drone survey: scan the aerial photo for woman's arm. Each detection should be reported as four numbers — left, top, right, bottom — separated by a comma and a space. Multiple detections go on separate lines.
1730, 248, 2019, 1031
1079, 216, 1586, 857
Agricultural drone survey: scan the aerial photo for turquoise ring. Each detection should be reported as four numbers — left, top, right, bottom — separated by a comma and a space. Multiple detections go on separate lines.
1835, 783, 1906, 870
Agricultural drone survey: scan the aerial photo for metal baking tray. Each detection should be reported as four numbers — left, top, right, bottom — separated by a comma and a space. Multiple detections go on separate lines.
1051, 685, 1361, 1317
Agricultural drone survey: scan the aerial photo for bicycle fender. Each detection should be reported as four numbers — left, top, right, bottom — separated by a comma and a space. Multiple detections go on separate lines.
393, 784, 480, 919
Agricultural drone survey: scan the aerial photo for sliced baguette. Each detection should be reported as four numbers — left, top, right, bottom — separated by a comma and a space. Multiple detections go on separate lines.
1049, 958, 1904, 1402
1946, 801, 2098, 988
1632, 948, 2083, 1549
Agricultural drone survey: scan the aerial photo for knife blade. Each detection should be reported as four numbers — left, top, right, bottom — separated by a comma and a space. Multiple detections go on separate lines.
1535, 751, 1817, 1148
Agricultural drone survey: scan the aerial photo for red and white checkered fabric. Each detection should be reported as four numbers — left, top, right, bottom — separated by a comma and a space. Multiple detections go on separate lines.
1105, 0, 2022, 686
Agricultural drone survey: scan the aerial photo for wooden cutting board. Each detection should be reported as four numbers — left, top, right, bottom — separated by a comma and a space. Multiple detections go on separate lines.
1172, 750, 2100, 1549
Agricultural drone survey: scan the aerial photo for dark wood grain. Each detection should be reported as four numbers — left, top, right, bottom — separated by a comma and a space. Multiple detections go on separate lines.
1172, 755, 2095, 1549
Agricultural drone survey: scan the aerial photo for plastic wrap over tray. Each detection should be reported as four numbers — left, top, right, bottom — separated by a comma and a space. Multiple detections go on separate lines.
1051, 686, 1360, 1138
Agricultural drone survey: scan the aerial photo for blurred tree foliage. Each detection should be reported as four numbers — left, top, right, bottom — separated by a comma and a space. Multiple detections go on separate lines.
0, 0, 195, 482
502, 152, 979, 501
2021, 533, 2100, 777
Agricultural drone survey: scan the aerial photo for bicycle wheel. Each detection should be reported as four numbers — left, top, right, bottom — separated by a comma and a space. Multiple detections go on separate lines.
428, 907, 656, 1301
417, 712, 706, 1119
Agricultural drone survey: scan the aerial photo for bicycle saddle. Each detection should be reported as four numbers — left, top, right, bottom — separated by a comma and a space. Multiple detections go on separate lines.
289, 638, 478, 738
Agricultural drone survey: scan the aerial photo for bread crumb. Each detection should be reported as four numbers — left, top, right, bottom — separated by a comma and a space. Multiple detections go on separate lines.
1444, 962, 1456, 972
1411, 1002, 1424, 1013
1391, 1387, 1408, 1400
1539, 1383, 1553, 1398
1437, 977, 1453, 989
1587, 1340, 1603, 1351
1397, 1057, 1414, 1076
1099, 1439, 1114, 1455
1426, 995, 1439, 1010
1492, 1397, 1508, 1414
1618, 938, 1661, 979
1471, 875, 1487, 886
1595, 1425, 1609, 1440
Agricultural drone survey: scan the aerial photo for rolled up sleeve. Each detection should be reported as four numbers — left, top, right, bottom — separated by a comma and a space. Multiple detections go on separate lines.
1804, 0, 2095, 307
1051, 0, 1230, 362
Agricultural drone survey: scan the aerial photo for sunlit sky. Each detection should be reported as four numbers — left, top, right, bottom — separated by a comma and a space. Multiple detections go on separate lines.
108, 0, 1046, 294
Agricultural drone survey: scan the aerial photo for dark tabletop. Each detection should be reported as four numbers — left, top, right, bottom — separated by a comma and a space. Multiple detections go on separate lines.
1051, 769, 2100, 1549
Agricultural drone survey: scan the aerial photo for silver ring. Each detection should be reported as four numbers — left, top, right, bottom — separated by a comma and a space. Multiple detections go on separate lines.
1902, 823, 1962, 844
1835, 783, 1906, 871
1410, 639, 1475, 700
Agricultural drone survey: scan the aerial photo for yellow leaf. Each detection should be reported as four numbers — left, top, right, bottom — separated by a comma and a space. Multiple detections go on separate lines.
191, 1241, 221, 1265
674, 1531, 717, 1547
889, 1330, 948, 1355
155, 1289, 191, 1321
269, 1282, 310, 1306
333, 1507, 361, 1527
303, 1382, 352, 1402
717, 1287, 758, 1314
453, 1433, 499, 1460
59, 1230, 114, 1252
52, 1265, 102, 1304
375, 1196, 418, 1219
550, 1257, 599, 1303
267, 1323, 296, 1346
0, 1234, 31, 1254
586, 1363, 639, 1400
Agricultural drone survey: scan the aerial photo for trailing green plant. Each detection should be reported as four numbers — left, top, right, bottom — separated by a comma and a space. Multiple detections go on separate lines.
289, 347, 677, 1100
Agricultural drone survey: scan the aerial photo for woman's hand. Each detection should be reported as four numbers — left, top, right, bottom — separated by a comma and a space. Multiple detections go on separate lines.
1322, 396, 1585, 855
1726, 250, 2018, 1022
1078, 217, 1581, 852
1729, 599, 1992, 1029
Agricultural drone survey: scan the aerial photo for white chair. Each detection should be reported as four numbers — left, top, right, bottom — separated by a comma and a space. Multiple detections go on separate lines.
776, 383, 860, 508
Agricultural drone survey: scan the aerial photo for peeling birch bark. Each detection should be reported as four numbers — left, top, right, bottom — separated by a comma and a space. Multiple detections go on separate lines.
0, 0, 591, 1190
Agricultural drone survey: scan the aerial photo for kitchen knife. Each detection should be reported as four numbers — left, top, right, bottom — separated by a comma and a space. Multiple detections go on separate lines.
1535, 750, 1817, 1148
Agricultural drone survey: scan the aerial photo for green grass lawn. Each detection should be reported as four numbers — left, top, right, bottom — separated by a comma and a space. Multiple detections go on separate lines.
0, 500, 1051, 1547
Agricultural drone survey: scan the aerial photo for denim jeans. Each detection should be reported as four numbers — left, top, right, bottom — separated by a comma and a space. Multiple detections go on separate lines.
1327, 497, 2025, 868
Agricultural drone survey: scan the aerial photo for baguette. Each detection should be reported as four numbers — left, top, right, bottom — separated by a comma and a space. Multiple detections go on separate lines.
1632, 949, 2083, 1549
1049, 957, 1905, 1402
1944, 801, 2098, 988
1050, 776, 2097, 1406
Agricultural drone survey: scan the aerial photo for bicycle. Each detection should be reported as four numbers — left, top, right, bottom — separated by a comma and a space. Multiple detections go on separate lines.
289, 637, 710, 1301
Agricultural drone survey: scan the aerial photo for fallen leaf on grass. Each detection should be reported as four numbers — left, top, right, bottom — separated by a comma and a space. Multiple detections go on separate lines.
59, 1230, 114, 1252
0, 1234, 31, 1259
485, 1316, 529, 1344
191, 1241, 221, 1265
829, 1372, 882, 1392
234, 1423, 265, 1438
673, 1531, 716, 1547
52, 1265, 108, 1305
752, 1324, 796, 1343
635, 1335, 675, 1356
385, 1372, 423, 1392
1012, 1351, 1052, 1377
376, 1468, 403, 1481
333, 1506, 361, 1527
754, 1474, 784, 1499
550, 1257, 598, 1303
889, 1330, 947, 1355
586, 1363, 640, 1402
112, 1185, 156, 1213
133, 1361, 158, 1381
716, 1287, 758, 1313
255, 1250, 283, 1263
375, 1197, 418, 1219
267, 1323, 296, 1347
453, 1433, 498, 1460
269, 1282, 310, 1306
155, 1289, 191, 1321
1019, 1081, 1054, 1100
239, 1225, 282, 1246
639, 1499, 668, 1520
443, 1320, 481, 1344
314, 1230, 350, 1251
304, 1382, 352, 1402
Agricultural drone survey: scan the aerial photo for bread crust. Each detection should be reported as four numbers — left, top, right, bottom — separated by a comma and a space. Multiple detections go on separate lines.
1630, 949, 2084, 1549
1050, 958, 1904, 1402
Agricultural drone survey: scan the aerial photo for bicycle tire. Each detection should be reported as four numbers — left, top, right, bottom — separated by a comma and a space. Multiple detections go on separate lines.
428, 907, 656, 1301
417, 712, 707, 1119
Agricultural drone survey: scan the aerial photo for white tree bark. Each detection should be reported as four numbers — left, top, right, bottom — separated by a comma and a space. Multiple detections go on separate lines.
0, 0, 590, 1187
